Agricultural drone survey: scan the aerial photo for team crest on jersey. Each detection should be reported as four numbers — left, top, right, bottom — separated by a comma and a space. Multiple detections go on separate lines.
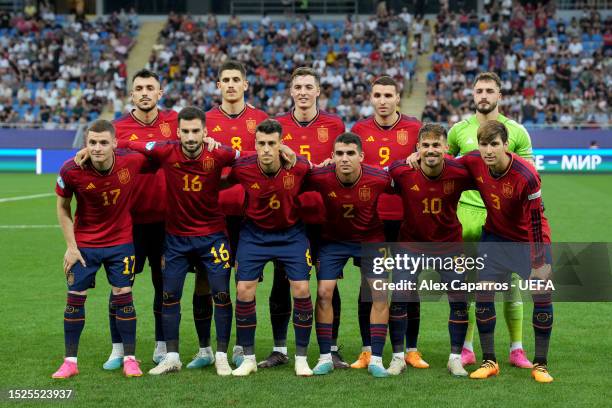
203, 157, 215, 172
443, 180, 455, 195
159, 121, 172, 138
118, 168, 130, 184
396, 129, 409, 146
283, 174, 295, 189
246, 119, 257, 134
66, 272, 74, 286
317, 127, 329, 143
359, 186, 371, 201
502, 183, 514, 198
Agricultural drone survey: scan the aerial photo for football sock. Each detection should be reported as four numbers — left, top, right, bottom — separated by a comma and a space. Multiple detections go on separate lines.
235, 299, 256, 356
273, 346, 288, 355
192, 293, 212, 348
316, 322, 333, 355
151, 260, 164, 342
108, 291, 122, 344
331, 285, 341, 345
64, 293, 86, 357
389, 302, 407, 353
211, 291, 232, 353
161, 292, 182, 353
370, 324, 387, 358
293, 296, 313, 356
532, 293, 553, 365
270, 263, 291, 347
504, 275, 524, 345
357, 294, 372, 347
475, 293, 497, 361
113, 292, 137, 356
405, 301, 421, 349
449, 301, 469, 354
464, 301, 476, 345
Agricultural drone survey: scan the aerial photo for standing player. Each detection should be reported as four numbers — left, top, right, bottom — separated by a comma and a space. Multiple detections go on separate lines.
350, 76, 424, 370
105, 69, 179, 369
228, 119, 314, 377
304, 132, 394, 378
52, 120, 150, 378
206, 60, 268, 367
264, 67, 346, 369
120, 107, 238, 376
447, 72, 534, 368
388, 124, 475, 377
460, 120, 554, 383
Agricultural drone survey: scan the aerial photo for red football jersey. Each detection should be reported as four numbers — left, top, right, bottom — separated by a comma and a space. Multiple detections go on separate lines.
114, 110, 179, 224
389, 158, 475, 244
228, 156, 311, 230
303, 164, 392, 242
459, 152, 551, 266
351, 114, 421, 221
55, 150, 152, 247
206, 104, 268, 216
276, 109, 345, 224
127, 140, 238, 237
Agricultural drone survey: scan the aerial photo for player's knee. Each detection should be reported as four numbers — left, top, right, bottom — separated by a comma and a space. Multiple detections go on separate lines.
212, 291, 231, 305
371, 300, 388, 315
111, 286, 132, 295
291, 281, 310, 298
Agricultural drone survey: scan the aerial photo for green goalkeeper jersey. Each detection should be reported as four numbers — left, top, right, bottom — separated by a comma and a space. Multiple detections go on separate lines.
447, 113, 533, 208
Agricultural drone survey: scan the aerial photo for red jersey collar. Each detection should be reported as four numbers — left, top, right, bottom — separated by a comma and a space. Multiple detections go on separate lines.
373, 112, 401, 131
335, 165, 363, 188
257, 160, 283, 178
488, 153, 514, 179
129, 109, 160, 127
219, 103, 247, 119
418, 158, 445, 181
90, 152, 116, 176
290, 108, 320, 127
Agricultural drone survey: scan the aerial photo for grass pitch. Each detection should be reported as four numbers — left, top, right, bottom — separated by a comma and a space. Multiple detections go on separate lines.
1, 174, 610, 407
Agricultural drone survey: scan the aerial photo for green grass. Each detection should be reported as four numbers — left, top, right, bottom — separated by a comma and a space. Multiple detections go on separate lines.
0, 174, 611, 407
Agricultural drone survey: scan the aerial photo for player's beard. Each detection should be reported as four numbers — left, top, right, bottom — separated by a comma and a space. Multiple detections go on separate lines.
182, 141, 202, 156
135, 100, 157, 113
476, 100, 497, 115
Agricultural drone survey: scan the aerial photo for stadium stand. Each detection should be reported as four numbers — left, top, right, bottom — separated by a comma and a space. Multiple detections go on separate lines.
422, 1, 610, 129
0, 6, 138, 128
141, 12, 417, 128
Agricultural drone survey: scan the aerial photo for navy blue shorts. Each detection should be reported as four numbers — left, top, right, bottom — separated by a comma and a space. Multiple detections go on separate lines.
317, 241, 361, 280
162, 232, 231, 295
236, 221, 312, 282
477, 230, 552, 282
66, 243, 136, 291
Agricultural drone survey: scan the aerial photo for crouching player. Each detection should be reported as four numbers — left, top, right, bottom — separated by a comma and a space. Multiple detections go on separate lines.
304, 132, 394, 377
228, 119, 315, 377
52, 120, 154, 378
460, 120, 554, 383
389, 124, 476, 376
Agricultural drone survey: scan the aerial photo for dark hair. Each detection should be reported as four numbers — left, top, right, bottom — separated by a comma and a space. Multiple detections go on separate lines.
473, 71, 502, 90
290, 66, 320, 87
86, 119, 115, 140
218, 60, 247, 80
371, 75, 399, 93
334, 132, 363, 152
255, 118, 283, 138
178, 106, 206, 126
418, 123, 447, 141
477, 120, 508, 144
132, 68, 160, 85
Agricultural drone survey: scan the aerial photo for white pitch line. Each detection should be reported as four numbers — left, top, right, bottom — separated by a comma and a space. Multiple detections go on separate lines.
0, 224, 59, 229
0, 193, 55, 203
